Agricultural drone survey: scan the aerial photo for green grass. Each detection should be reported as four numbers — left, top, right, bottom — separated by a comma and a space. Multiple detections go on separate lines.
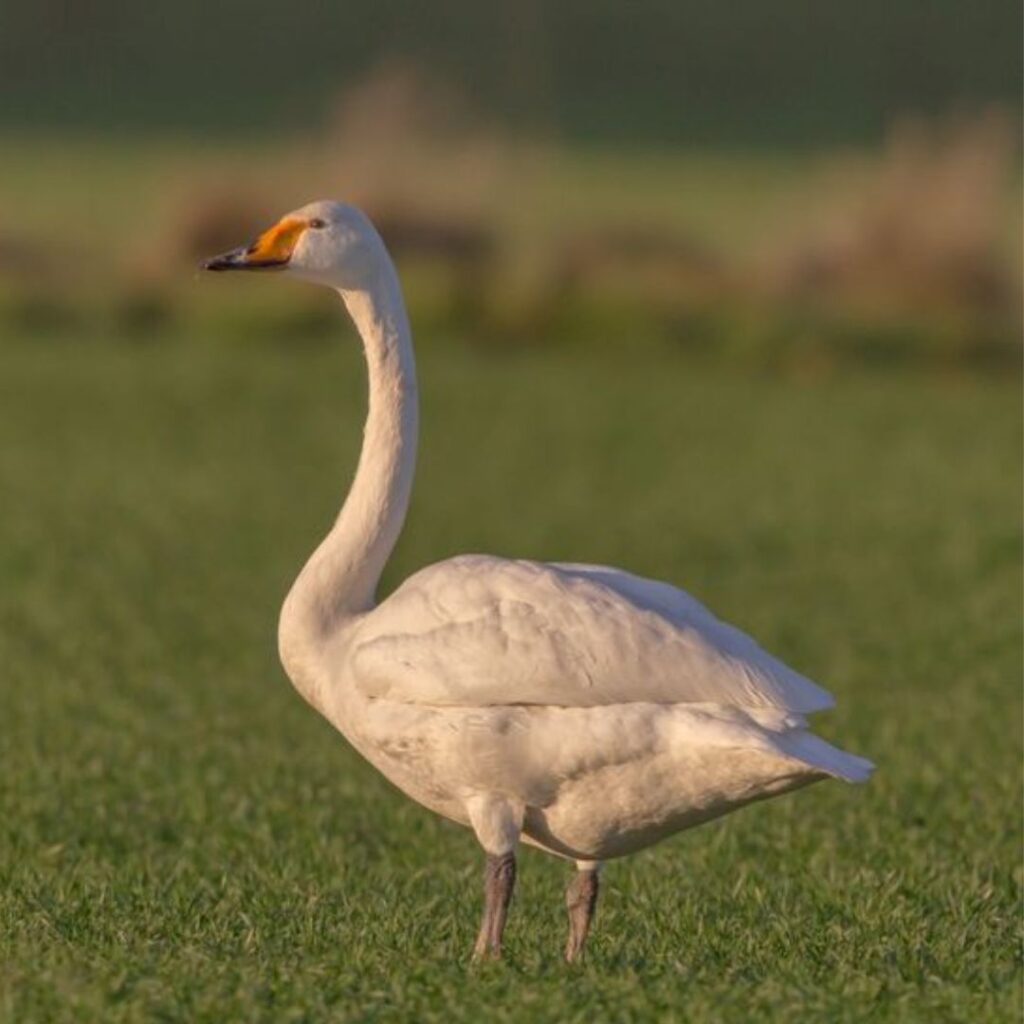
1, 324, 1021, 1022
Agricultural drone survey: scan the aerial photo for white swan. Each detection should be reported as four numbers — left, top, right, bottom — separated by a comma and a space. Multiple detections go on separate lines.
203, 201, 873, 961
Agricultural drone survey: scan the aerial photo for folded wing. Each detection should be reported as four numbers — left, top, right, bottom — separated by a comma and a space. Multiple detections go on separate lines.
349, 555, 834, 713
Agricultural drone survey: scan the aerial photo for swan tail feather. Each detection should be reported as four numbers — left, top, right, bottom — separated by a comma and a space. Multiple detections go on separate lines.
777, 730, 875, 783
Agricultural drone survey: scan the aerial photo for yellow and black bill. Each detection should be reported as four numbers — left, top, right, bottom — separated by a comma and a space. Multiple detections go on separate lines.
201, 215, 309, 271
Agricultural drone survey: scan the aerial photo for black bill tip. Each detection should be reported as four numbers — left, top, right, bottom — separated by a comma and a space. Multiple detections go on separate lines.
200, 248, 246, 272
200, 248, 289, 272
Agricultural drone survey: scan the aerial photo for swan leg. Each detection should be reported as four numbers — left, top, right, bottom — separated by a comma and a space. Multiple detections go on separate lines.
466, 794, 523, 961
564, 861, 601, 962
473, 851, 516, 961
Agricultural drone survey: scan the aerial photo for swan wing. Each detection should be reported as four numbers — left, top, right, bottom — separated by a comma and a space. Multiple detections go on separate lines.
349, 555, 834, 713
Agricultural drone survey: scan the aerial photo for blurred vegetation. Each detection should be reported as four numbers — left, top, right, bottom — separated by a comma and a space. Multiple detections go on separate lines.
0, 2, 1020, 371
1, 1, 1019, 145
0, 84, 1019, 374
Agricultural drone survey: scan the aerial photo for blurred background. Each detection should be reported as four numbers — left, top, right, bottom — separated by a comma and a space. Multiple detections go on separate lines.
0, 0, 1020, 366
2, 5, 1022, 1017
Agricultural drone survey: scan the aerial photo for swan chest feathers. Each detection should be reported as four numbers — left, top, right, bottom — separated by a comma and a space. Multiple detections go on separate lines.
318, 555, 866, 861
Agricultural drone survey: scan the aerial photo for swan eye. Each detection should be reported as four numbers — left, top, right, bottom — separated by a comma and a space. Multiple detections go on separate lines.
308, 217, 327, 230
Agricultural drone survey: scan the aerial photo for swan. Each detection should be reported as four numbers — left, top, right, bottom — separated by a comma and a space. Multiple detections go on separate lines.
202, 201, 873, 962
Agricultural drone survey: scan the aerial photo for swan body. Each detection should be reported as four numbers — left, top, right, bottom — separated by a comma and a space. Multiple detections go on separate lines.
203, 201, 873, 959
339, 554, 870, 863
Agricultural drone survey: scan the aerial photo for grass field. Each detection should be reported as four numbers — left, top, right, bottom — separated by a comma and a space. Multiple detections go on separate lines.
1, 322, 1021, 1021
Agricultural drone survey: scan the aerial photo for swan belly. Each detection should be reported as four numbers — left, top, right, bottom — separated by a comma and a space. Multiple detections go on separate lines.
328, 693, 827, 862
521, 745, 821, 860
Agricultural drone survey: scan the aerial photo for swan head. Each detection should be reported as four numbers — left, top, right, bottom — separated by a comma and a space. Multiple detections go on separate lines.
201, 201, 384, 289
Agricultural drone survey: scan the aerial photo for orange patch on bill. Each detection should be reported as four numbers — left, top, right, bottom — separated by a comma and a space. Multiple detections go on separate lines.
246, 216, 309, 264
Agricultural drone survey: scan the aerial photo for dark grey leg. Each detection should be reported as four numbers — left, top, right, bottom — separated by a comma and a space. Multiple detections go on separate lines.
564, 868, 599, 962
472, 851, 516, 961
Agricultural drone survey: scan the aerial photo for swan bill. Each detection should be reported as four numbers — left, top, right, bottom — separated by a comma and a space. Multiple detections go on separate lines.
201, 214, 309, 271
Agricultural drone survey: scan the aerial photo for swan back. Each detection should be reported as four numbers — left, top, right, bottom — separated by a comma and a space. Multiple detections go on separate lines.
348, 556, 835, 713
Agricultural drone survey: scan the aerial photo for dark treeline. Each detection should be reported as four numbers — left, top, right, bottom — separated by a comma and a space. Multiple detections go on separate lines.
1, 0, 1019, 145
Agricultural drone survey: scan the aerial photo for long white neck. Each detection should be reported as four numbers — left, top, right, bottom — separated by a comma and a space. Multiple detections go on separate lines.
279, 257, 418, 707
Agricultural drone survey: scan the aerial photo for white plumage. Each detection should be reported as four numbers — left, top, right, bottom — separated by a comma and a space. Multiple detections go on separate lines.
351, 555, 836, 713
203, 200, 873, 960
